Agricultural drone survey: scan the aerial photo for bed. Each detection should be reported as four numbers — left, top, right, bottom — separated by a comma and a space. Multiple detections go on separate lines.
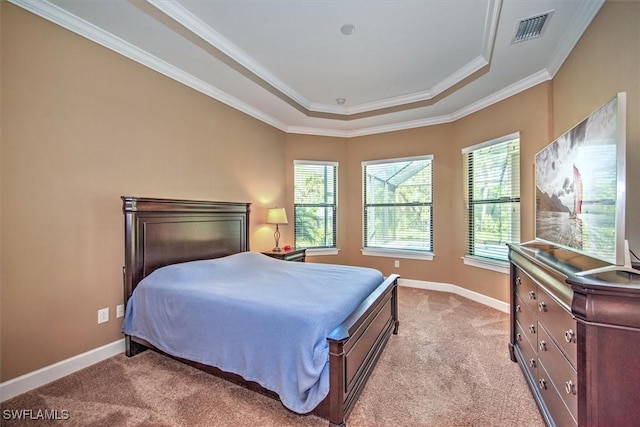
121, 196, 399, 427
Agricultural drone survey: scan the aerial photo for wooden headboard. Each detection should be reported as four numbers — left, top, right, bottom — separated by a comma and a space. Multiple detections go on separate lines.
122, 196, 250, 302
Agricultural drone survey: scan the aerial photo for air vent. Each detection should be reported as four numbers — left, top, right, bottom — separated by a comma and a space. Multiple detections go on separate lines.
512, 11, 553, 44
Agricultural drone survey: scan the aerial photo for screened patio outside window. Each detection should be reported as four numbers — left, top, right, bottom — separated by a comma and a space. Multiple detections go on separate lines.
363, 156, 433, 258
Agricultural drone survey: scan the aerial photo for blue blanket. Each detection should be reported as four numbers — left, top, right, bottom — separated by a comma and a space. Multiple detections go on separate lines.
123, 252, 384, 413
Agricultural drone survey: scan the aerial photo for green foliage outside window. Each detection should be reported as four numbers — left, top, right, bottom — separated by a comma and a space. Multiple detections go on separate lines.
294, 163, 336, 249
465, 138, 520, 261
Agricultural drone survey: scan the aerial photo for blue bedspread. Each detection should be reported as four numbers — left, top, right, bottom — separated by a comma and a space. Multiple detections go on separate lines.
122, 252, 384, 413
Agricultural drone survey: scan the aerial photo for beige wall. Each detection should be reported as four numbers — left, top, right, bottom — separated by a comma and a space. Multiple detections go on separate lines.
286, 84, 551, 303
1, 3, 286, 381
284, 134, 349, 265
552, 0, 640, 256
450, 83, 553, 299
344, 124, 454, 282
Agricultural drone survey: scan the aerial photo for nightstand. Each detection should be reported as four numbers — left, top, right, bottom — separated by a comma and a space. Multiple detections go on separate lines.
261, 248, 306, 262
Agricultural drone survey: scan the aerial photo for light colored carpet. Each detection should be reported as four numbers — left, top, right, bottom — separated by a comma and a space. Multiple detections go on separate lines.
1, 287, 544, 426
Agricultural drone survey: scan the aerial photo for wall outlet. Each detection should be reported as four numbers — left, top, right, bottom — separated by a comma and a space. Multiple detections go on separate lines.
97, 307, 109, 324
116, 304, 125, 318
394, 260, 400, 268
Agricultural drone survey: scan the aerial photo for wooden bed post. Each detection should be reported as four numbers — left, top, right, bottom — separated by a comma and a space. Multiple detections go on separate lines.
328, 340, 347, 427
392, 282, 400, 335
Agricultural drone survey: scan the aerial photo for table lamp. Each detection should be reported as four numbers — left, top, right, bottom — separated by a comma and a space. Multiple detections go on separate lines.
266, 207, 288, 252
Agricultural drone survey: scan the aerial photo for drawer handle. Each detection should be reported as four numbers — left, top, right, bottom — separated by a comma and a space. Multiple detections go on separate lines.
538, 301, 547, 312
565, 380, 576, 395
516, 277, 522, 286
539, 340, 547, 351
516, 333, 522, 342
564, 329, 575, 343
528, 324, 536, 334
528, 291, 536, 300
515, 304, 522, 313
529, 358, 537, 368
538, 378, 547, 390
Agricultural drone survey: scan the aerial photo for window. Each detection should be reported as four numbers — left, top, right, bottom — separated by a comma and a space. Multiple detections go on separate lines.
363, 156, 433, 258
293, 161, 337, 251
463, 133, 520, 264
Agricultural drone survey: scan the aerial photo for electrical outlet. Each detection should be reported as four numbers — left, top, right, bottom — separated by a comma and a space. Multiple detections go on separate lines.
97, 308, 109, 324
394, 260, 400, 268
116, 304, 125, 318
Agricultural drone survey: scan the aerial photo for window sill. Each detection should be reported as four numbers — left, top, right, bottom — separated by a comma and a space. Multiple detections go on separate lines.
362, 248, 434, 261
306, 248, 339, 256
462, 256, 509, 274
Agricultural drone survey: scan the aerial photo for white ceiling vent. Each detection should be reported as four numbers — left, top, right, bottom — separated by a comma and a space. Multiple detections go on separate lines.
512, 11, 554, 44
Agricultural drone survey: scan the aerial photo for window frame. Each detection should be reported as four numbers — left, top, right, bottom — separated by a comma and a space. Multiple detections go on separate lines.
462, 133, 520, 272
362, 155, 434, 261
293, 160, 338, 256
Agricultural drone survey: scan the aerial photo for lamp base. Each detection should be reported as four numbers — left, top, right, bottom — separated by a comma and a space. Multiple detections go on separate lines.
272, 224, 282, 252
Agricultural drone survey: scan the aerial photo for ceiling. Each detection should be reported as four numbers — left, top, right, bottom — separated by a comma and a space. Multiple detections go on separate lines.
11, 0, 605, 137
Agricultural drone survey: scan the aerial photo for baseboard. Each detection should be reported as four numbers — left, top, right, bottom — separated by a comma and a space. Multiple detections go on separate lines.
0, 339, 125, 402
398, 278, 509, 313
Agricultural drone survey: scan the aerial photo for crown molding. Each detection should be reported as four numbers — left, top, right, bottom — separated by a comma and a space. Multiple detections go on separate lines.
149, 0, 501, 117
285, 126, 351, 138
147, 0, 311, 111
309, 55, 491, 116
545, 0, 605, 77
287, 114, 454, 138
482, 0, 503, 59
288, 69, 551, 138
9, 0, 598, 139
308, 88, 432, 116
9, 0, 289, 133
451, 69, 552, 121
346, 114, 456, 138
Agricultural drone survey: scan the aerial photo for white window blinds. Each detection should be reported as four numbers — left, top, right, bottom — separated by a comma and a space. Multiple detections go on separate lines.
293, 161, 337, 249
363, 156, 433, 253
463, 134, 520, 262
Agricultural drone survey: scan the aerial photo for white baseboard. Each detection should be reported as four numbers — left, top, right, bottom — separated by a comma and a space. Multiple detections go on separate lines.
1, 339, 125, 402
398, 278, 509, 313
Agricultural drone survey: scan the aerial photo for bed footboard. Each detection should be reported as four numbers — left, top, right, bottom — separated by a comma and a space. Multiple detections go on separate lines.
125, 273, 399, 427
319, 274, 400, 427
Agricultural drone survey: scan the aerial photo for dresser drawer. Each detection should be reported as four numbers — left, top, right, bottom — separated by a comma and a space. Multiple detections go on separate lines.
514, 267, 539, 314
515, 320, 538, 378
538, 324, 577, 421
515, 294, 538, 350
538, 359, 578, 427
537, 286, 577, 367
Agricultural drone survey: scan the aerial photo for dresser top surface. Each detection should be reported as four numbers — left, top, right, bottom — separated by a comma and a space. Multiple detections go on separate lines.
509, 242, 640, 290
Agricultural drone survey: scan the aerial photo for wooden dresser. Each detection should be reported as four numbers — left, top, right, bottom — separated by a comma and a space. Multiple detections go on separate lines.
508, 242, 640, 426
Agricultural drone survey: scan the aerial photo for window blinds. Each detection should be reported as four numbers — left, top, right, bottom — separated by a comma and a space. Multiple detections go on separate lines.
363, 156, 433, 253
463, 136, 520, 261
293, 161, 337, 249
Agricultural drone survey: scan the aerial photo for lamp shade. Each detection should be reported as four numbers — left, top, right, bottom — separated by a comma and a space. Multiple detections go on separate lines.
266, 207, 288, 225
